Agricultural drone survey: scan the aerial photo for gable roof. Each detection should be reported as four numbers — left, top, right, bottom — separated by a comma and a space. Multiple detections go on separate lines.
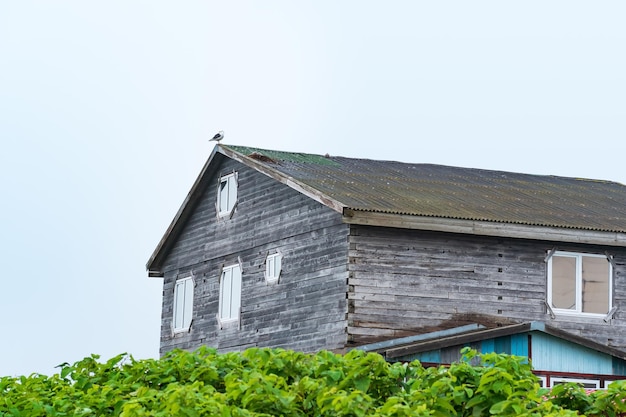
147, 144, 626, 275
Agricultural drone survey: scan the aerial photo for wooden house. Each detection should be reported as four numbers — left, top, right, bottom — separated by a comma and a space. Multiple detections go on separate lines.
147, 144, 626, 383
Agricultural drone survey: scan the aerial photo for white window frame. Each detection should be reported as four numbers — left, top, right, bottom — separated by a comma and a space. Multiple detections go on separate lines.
173, 276, 194, 333
537, 375, 547, 388
217, 172, 238, 218
547, 251, 612, 318
550, 377, 600, 389
218, 263, 242, 324
265, 252, 282, 283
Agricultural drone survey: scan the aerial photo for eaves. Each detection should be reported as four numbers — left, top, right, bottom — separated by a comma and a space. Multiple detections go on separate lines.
343, 209, 626, 248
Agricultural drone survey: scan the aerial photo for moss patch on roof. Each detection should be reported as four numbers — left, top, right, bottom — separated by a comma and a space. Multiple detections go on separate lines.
226, 145, 340, 167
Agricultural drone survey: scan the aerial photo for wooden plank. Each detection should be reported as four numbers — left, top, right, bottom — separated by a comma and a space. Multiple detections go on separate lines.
343, 210, 626, 247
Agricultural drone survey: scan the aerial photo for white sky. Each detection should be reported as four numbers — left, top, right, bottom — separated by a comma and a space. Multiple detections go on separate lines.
1, 1, 625, 376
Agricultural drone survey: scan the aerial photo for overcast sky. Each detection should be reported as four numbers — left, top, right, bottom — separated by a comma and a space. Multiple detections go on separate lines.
1, 1, 625, 377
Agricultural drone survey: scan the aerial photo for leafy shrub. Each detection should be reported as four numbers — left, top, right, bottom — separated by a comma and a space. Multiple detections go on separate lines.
0, 347, 621, 416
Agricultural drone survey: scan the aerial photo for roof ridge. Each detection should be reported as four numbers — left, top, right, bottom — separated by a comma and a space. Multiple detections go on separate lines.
222, 144, 621, 184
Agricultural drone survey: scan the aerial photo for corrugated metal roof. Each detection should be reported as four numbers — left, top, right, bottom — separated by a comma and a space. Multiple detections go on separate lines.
226, 145, 626, 233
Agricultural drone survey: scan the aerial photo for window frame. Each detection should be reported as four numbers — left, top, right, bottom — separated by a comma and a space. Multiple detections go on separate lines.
265, 252, 283, 283
217, 172, 238, 218
549, 377, 600, 389
547, 250, 612, 318
536, 375, 547, 388
218, 263, 242, 324
172, 276, 194, 333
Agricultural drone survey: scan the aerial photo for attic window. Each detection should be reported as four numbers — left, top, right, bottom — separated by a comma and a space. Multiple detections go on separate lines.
547, 251, 612, 317
217, 172, 238, 217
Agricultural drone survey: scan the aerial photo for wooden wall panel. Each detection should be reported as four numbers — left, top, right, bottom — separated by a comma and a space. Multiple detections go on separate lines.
348, 225, 626, 350
159, 158, 349, 356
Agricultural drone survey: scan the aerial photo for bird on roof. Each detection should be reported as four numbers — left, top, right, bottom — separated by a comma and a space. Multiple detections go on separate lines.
210, 131, 224, 142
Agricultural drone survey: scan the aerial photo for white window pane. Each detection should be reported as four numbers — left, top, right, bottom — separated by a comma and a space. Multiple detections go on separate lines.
265, 254, 282, 281
231, 266, 242, 318
582, 256, 610, 314
551, 256, 577, 310
174, 278, 193, 331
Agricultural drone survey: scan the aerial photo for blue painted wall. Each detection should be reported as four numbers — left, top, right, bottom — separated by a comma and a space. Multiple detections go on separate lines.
529, 332, 612, 374
390, 331, 626, 376
406, 350, 441, 363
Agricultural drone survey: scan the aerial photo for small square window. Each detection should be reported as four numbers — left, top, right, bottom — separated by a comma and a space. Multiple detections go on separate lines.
217, 172, 238, 217
547, 251, 612, 317
173, 276, 194, 332
219, 264, 242, 322
265, 253, 282, 283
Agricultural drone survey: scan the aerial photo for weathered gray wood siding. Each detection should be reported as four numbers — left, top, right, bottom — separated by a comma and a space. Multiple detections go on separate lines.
348, 225, 626, 351
159, 157, 349, 355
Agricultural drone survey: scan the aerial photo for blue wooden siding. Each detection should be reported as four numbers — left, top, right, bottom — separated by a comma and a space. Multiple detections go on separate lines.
407, 351, 441, 363
389, 330, 626, 377
612, 358, 626, 376
510, 334, 529, 358
530, 332, 613, 374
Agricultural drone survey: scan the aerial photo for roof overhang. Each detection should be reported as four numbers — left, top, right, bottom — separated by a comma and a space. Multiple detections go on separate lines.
343, 209, 626, 248
356, 321, 626, 361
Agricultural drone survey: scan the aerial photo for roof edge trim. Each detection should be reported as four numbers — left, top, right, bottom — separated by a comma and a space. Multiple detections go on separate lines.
354, 324, 486, 352
146, 146, 222, 275
343, 209, 626, 247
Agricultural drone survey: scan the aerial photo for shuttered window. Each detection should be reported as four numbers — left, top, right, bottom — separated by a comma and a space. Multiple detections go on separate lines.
220, 264, 242, 322
173, 277, 194, 332
265, 253, 282, 283
218, 173, 238, 217
548, 251, 612, 316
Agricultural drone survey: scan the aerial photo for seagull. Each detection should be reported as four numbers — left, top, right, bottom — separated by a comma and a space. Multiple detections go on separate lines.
210, 130, 224, 142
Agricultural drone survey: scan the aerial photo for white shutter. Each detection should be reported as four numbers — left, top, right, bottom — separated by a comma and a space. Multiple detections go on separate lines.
220, 268, 233, 319
231, 265, 242, 319
183, 279, 194, 328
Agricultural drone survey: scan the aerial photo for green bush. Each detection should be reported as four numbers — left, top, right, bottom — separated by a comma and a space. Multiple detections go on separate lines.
0, 347, 622, 416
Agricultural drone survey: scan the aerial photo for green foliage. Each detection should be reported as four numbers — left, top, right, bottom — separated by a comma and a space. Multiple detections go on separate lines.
0, 347, 623, 416
547, 379, 626, 417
